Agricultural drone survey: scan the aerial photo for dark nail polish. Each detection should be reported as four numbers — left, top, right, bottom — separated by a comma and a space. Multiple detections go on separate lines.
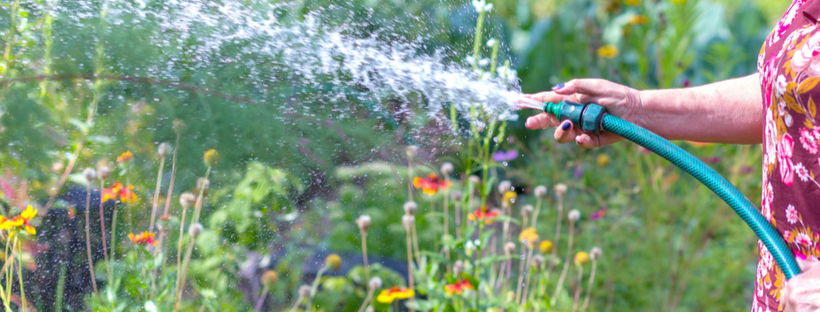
561, 121, 571, 131
551, 83, 565, 90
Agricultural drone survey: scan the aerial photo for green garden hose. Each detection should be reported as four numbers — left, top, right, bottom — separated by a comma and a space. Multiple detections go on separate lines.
543, 100, 801, 279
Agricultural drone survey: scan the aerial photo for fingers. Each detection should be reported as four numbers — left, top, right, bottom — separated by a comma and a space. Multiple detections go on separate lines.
525, 113, 560, 129
524, 91, 570, 105
553, 120, 578, 143
575, 133, 624, 149
553, 78, 621, 98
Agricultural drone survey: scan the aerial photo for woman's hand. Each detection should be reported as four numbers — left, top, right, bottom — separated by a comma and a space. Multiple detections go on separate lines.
524, 78, 644, 149
782, 259, 820, 312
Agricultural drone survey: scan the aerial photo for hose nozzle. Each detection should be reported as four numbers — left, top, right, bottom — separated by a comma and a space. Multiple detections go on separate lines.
543, 101, 607, 135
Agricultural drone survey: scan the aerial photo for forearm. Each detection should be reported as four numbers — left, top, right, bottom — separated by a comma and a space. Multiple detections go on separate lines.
637, 74, 762, 144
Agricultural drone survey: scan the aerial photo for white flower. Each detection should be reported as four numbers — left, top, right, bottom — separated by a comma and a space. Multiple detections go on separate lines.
472, 0, 486, 12
486, 38, 497, 47
795, 163, 810, 182
479, 58, 490, 67
775, 75, 787, 97
786, 204, 799, 224
797, 231, 813, 247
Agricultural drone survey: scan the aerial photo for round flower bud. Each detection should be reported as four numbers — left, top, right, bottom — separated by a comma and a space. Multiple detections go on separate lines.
188, 223, 203, 238
172, 119, 186, 133
52, 162, 65, 173
539, 240, 553, 254
298, 285, 311, 298
83, 168, 96, 182
158, 142, 173, 157
534, 185, 547, 198
468, 175, 481, 184
368, 277, 383, 289
96, 166, 111, 180
403, 201, 417, 215
554, 183, 568, 197
440, 162, 454, 175
498, 180, 511, 193
568, 209, 581, 222
532, 255, 545, 267
180, 193, 196, 209
450, 190, 463, 201
356, 215, 371, 233
590, 247, 603, 261
453, 260, 464, 277
522, 205, 534, 218
402, 215, 415, 229
405, 145, 418, 158
325, 254, 342, 271
203, 149, 220, 167
504, 242, 516, 256
261, 270, 279, 288
197, 178, 210, 190
574, 251, 590, 266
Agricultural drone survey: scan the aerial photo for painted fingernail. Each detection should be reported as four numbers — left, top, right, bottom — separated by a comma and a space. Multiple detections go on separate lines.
551, 83, 565, 90
561, 121, 571, 131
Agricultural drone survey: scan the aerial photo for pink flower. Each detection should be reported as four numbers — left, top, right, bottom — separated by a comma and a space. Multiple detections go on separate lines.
796, 231, 812, 247
775, 75, 788, 97
765, 112, 777, 166
795, 250, 808, 260
761, 182, 774, 222
795, 163, 810, 182
778, 133, 795, 186
771, 0, 806, 46
787, 204, 799, 224
800, 127, 820, 154
791, 31, 820, 77
785, 231, 793, 244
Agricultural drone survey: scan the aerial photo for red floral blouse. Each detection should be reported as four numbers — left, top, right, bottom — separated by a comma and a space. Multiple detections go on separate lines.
756, 0, 820, 310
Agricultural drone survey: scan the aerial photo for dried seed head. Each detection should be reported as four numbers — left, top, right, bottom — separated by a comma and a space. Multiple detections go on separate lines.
188, 223, 203, 238
403, 201, 417, 215
498, 180, 512, 193
554, 183, 568, 197
568, 209, 581, 222
299, 285, 311, 298
368, 277, 383, 289
172, 119, 186, 133
325, 254, 342, 271
158, 142, 173, 157
356, 215, 372, 233
522, 205, 534, 218
590, 247, 603, 260
534, 185, 547, 198
468, 175, 481, 184
83, 168, 96, 182
180, 193, 196, 209
539, 240, 553, 254
440, 162, 454, 175
450, 190, 463, 201
453, 260, 464, 276
203, 149, 220, 167
402, 215, 415, 229
574, 251, 590, 266
261, 270, 279, 288
96, 166, 112, 180
405, 145, 418, 158
504, 242, 516, 256
197, 178, 210, 190
532, 255, 545, 267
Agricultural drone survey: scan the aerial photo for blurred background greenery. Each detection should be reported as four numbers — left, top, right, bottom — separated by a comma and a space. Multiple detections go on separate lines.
0, 0, 791, 310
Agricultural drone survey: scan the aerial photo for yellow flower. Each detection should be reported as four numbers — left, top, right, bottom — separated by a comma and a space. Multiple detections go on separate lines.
377, 287, 415, 303
597, 45, 619, 59
540, 240, 553, 254
116, 151, 133, 163
502, 191, 518, 205
0, 205, 37, 236
597, 154, 611, 167
519, 227, 540, 248
624, 0, 639, 5
574, 251, 590, 266
325, 254, 342, 271
629, 15, 647, 24
204, 149, 220, 167
128, 231, 158, 245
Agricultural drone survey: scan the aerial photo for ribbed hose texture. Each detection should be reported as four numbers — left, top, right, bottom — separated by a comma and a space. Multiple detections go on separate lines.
601, 114, 800, 279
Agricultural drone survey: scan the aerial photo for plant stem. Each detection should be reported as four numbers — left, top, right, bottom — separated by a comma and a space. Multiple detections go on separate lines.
521, 246, 536, 306
289, 296, 304, 312
405, 224, 416, 312
153, 131, 180, 298
253, 285, 269, 312
572, 266, 584, 312
99, 179, 112, 292
515, 244, 527, 304
581, 260, 598, 312
361, 232, 370, 282
306, 266, 329, 311
15, 239, 24, 312
175, 200, 190, 295
443, 183, 451, 274
109, 202, 118, 303
85, 184, 98, 295
545, 196, 564, 281
531, 197, 542, 228
55, 262, 66, 312
411, 223, 422, 266
149, 156, 166, 233
552, 218, 575, 306
174, 235, 197, 312
475, 221, 485, 308
356, 286, 376, 312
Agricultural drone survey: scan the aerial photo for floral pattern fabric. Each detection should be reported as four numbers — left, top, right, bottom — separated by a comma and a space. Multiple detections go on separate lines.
756, 0, 820, 310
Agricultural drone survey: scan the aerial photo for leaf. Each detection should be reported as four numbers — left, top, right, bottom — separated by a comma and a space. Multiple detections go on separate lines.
805, 118, 814, 129
784, 93, 807, 114
798, 77, 820, 94
810, 97, 817, 118
460, 272, 479, 288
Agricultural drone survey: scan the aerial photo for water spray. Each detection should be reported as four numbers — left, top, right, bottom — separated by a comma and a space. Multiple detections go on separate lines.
533, 100, 800, 279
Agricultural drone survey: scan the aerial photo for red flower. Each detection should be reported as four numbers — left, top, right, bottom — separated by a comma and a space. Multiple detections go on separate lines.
445, 279, 474, 295
102, 182, 138, 204
468, 206, 500, 224
413, 174, 451, 195
128, 232, 158, 246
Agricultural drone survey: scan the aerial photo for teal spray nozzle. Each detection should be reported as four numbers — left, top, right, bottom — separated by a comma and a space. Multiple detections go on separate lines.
540, 100, 801, 279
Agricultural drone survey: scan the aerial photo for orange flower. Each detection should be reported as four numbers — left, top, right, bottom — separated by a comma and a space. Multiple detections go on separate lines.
128, 232, 158, 246
0, 205, 37, 236
412, 174, 451, 195
102, 182, 123, 203
102, 182, 138, 204
468, 206, 500, 224
445, 279, 474, 295
117, 151, 133, 163
118, 184, 137, 204
376, 287, 414, 303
